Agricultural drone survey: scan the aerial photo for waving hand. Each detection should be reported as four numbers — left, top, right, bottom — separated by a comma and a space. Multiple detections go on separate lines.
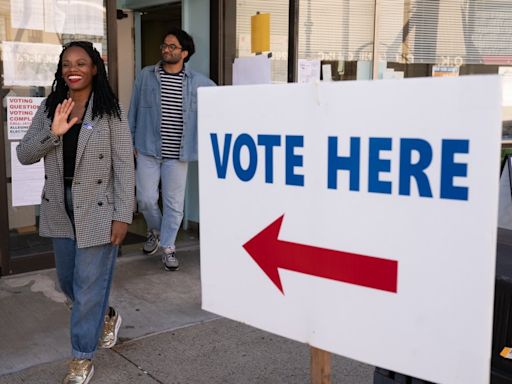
51, 98, 79, 136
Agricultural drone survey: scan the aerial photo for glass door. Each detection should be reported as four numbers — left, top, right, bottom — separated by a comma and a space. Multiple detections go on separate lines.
0, 0, 109, 275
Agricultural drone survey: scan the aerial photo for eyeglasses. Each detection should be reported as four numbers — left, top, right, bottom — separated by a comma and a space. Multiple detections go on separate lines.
160, 43, 182, 52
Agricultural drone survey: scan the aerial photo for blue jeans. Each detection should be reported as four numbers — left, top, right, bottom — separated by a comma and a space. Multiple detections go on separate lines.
53, 184, 118, 359
136, 153, 188, 249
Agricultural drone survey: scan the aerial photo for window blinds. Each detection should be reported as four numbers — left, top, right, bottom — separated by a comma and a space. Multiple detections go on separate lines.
236, 0, 512, 77
383, 0, 512, 64
298, 0, 376, 61
295, 0, 512, 65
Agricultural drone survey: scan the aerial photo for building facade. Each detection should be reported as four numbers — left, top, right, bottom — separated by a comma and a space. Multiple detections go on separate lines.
1, 0, 511, 275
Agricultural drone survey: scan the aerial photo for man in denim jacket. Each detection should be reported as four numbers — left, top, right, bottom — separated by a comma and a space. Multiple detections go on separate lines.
128, 27, 215, 270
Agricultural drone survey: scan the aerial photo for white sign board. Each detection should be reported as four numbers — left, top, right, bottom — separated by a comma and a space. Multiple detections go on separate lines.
11, 142, 44, 207
7, 97, 44, 141
198, 76, 502, 384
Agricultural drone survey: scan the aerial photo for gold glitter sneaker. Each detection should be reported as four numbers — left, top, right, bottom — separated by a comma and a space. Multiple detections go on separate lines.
62, 359, 94, 384
98, 306, 122, 349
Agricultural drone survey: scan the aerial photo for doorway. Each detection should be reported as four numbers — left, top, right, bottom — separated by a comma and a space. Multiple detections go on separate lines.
140, 2, 182, 67
123, 2, 183, 243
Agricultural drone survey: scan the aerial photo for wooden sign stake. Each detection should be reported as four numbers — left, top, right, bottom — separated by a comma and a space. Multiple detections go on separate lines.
311, 346, 331, 384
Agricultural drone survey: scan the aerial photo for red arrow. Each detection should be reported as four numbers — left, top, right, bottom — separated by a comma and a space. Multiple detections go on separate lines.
243, 215, 398, 294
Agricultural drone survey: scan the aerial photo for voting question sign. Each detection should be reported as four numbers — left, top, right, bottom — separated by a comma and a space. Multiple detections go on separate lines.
198, 76, 502, 384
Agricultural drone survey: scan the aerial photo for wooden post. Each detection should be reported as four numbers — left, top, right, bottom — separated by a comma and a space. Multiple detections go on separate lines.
311, 346, 331, 384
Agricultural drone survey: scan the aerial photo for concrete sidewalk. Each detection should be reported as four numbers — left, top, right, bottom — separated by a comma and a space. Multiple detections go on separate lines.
0, 236, 374, 384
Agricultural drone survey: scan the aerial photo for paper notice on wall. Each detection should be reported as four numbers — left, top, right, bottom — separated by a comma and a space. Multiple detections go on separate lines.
2, 41, 61, 86
74, 0, 104, 35
10, 0, 104, 36
44, 0, 104, 36
10, 0, 44, 31
432, 65, 459, 77
43, 0, 67, 34
233, 55, 272, 85
298, 59, 320, 83
11, 142, 44, 207
322, 64, 332, 81
7, 97, 44, 141
383, 68, 395, 80
500, 67, 512, 107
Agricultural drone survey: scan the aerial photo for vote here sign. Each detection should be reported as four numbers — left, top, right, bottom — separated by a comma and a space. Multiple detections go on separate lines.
198, 76, 502, 384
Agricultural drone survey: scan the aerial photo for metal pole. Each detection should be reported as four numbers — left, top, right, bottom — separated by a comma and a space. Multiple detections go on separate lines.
287, 0, 299, 83
372, 0, 381, 80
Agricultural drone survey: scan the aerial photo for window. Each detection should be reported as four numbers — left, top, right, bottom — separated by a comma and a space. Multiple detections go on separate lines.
1, 0, 108, 269
236, 0, 289, 83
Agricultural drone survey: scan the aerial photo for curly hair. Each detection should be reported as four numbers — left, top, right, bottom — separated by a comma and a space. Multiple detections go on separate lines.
163, 27, 195, 63
45, 41, 121, 120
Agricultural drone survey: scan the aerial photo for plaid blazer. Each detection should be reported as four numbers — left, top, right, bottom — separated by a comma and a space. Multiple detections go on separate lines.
17, 96, 134, 248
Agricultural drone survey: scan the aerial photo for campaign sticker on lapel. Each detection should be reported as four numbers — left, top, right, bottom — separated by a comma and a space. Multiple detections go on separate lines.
83, 122, 93, 130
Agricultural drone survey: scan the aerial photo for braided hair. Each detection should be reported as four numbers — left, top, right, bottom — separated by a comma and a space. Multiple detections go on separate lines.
45, 41, 121, 120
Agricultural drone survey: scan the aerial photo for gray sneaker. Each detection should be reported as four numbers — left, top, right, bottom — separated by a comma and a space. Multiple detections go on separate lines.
143, 230, 159, 255
162, 248, 179, 271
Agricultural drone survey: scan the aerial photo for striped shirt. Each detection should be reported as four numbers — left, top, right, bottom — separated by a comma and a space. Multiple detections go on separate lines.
160, 66, 184, 159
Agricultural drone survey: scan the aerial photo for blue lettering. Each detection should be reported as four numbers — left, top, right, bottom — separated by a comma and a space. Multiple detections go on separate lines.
210, 133, 232, 179
286, 135, 304, 186
328, 137, 360, 191
368, 138, 392, 194
399, 139, 433, 197
233, 134, 258, 182
212, 132, 469, 201
440, 139, 469, 201
257, 134, 281, 183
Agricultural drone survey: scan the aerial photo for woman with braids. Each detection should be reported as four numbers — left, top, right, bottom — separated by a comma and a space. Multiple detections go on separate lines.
17, 41, 134, 384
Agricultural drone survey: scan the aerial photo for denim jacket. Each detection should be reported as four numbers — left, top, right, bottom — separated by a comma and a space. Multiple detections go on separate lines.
128, 62, 215, 161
